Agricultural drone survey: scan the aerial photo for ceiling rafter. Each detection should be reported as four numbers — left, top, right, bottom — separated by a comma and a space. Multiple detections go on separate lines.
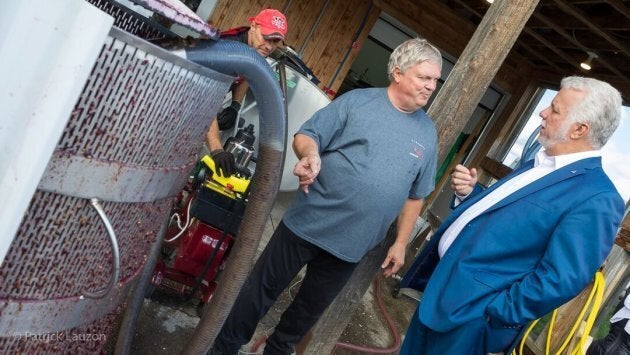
552, 0, 630, 57
517, 41, 565, 72
452, 0, 589, 76
533, 12, 630, 82
604, 0, 630, 21
522, 27, 579, 68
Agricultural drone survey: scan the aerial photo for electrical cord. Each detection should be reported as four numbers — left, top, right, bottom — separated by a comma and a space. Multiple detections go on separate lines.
165, 196, 194, 243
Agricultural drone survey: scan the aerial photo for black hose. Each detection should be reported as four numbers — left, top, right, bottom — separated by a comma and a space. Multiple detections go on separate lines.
182, 39, 286, 355
114, 214, 171, 355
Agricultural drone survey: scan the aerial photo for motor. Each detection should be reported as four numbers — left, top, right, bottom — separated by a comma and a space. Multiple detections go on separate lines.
224, 123, 256, 176
150, 143, 252, 306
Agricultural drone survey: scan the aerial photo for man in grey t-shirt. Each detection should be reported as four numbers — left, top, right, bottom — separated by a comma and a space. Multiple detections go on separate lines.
211, 38, 442, 355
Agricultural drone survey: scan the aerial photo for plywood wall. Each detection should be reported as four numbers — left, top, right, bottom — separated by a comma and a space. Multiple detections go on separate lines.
207, 0, 537, 96
207, 0, 379, 96
206, 0, 539, 163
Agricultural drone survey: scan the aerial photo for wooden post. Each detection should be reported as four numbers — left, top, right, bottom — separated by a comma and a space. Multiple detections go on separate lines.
297, 1, 540, 353
428, 0, 539, 166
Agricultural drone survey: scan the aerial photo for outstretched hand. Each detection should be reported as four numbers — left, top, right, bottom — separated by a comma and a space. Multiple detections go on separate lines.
381, 242, 406, 278
450, 164, 477, 197
293, 154, 320, 194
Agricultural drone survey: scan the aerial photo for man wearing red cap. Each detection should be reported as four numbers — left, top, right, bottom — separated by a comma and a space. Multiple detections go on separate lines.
207, 9, 288, 177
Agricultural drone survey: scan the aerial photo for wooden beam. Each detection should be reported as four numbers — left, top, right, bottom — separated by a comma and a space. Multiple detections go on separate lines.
533, 12, 630, 82
453, 0, 630, 85
553, 0, 630, 57
518, 41, 565, 72
522, 27, 578, 67
604, 0, 630, 21
452, 0, 485, 17
430, 0, 539, 168
480, 157, 513, 180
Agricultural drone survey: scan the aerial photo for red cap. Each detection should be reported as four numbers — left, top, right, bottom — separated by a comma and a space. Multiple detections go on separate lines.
248, 9, 287, 41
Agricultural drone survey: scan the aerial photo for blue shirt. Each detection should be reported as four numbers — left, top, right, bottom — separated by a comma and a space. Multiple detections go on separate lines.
282, 88, 437, 262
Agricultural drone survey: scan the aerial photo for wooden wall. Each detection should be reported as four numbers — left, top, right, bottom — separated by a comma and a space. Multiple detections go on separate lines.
208, 0, 545, 162
208, 0, 380, 96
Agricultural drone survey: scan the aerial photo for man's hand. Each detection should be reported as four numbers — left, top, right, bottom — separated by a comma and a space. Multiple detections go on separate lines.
217, 101, 241, 130
381, 242, 406, 278
451, 164, 477, 197
293, 154, 320, 194
211, 149, 235, 177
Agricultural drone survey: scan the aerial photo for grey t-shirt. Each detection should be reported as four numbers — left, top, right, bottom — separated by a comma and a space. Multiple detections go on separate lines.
282, 88, 437, 262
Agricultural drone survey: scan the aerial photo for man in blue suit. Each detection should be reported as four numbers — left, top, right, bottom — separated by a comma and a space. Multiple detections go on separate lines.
400, 76, 625, 354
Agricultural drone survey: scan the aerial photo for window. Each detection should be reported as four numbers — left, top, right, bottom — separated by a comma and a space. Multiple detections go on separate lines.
502, 88, 630, 202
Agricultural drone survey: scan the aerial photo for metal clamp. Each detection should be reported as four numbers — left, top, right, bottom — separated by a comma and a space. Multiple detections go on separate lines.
82, 198, 121, 299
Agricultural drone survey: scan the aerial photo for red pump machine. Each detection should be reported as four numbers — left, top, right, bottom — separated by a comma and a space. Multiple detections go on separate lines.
151, 125, 255, 304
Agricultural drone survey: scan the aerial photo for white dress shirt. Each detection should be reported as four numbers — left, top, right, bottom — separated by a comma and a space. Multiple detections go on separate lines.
610, 293, 630, 335
437, 149, 602, 258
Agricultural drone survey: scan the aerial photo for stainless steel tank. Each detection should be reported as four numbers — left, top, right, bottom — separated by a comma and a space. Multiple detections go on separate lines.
234, 58, 331, 191
0, 25, 232, 353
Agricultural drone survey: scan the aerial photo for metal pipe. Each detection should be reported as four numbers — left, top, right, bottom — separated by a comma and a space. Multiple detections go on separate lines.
298, 0, 330, 57
83, 198, 120, 299
328, 2, 373, 88
182, 39, 286, 354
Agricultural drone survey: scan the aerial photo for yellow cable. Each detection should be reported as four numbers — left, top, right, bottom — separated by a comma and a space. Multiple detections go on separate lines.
513, 272, 605, 355
546, 309, 557, 355
514, 319, 539, 355
570, 272, 605, 355
554, 274, 600, 355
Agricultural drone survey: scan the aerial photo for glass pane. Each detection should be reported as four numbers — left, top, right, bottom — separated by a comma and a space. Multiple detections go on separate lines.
602, 107, 630, 202
502, 90, 555, 168
501, 88, 630, 202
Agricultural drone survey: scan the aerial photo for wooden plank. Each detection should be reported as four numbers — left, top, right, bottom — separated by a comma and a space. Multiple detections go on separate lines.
325, 5, 380, 93
533, 12, 630, 82
604, 0, 630, 20
283, 0, 326, 53
526, 247, 629, 354
300, 1, 351, 72
600, 246, 629, 311
208, 0, 289, 32
548, 282, 595, 352
480, 157, 513, 180
553, 0, 630, 57
374, 0, 473, 58
316, 0, 377, 90
308, 0, 365, 88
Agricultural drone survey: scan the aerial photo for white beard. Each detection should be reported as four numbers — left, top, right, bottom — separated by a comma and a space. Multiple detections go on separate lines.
538, 121, 571, 150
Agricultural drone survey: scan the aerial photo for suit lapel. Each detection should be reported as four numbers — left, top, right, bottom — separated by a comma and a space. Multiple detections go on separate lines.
438, 157, 601, 232
481, 157, 601, 215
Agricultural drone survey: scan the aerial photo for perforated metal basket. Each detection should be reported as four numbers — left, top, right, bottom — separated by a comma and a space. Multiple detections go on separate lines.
0, 25, 231, 353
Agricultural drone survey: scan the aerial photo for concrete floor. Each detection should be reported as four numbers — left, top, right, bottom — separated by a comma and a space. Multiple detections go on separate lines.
127, 190, 423, 354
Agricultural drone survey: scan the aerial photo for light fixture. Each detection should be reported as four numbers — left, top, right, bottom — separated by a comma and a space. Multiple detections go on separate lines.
486, 0, 494, 3
580, 51, 598, 71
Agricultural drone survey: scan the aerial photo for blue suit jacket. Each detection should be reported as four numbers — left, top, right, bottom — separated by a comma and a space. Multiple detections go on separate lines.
401, 157, 624, 332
